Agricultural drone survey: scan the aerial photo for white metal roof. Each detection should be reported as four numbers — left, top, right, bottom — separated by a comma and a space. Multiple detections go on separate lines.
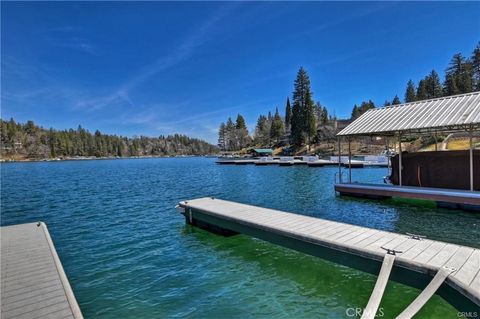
337, 91, 480, 136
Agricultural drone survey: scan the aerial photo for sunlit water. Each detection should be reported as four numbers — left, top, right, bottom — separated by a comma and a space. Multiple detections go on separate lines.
1, 158, 479, 318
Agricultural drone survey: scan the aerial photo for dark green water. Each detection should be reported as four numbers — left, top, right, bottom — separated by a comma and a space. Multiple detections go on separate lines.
1, 158, 478, 318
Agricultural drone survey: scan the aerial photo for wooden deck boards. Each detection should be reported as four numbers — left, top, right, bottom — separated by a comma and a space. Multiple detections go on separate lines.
1, 222, 83, 319
179, 197, 480, 306
335, 182, 480, 206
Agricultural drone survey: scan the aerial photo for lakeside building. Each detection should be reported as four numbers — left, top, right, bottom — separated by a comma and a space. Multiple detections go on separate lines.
250, 148, 274, 157
335, 91, 480, 211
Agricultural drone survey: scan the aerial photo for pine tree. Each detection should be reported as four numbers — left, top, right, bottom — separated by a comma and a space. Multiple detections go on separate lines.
291, 67, 315, 146
405, 79, 417, 102
235, 114, 249, 149
444, 53, 473, 95
218, 122, 226, 151
444, 74, 459, 96
384, 101, 391, 106
285, 98, 292, 132
352, 101, 375, 119
417, 79, 428, 100
471, 42, 480, 91
235, 114, 247, 129
392, 95, 401, 105
48, 128, 56, 158
351, 104, 359, 119
321, 106, 328, 124
314, 103, 328, 125
305, 90, 316, 144
254, 115, 269, 146
270, 107, 285, 143
425, 70, 443, 98
225, 117, 236, 151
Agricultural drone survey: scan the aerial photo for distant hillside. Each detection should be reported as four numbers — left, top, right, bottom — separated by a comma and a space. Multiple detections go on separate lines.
0, 119, 218, 160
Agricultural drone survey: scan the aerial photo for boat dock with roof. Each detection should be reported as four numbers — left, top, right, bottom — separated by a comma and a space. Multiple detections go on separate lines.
178, 197, 480, 316
335, 91, 480, 210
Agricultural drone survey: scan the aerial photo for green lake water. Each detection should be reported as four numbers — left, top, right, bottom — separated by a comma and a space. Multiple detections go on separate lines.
1, 157, 479, 318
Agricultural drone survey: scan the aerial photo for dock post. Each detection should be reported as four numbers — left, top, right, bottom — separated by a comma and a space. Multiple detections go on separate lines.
470, 130, 474, 191
348, 138, 352, 183
385, 137, 390, 176
338, 137, 342, 183
398, 135, 402, 187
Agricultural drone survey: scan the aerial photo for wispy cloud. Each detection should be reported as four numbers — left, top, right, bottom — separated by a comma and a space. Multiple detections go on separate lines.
58, 37, 96, 54
40, 25, 97, 55
151, 97, 271, 133
294, 2, 398, 38
73, 90, 133, 111
74, 3, 239, 112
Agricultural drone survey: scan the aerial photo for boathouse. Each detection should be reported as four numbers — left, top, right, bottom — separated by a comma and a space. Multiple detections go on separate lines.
250, 148, 274, 157
335, 91, 480, 210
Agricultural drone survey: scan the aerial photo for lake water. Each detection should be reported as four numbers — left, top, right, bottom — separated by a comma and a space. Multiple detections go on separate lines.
1, 157, 479, 318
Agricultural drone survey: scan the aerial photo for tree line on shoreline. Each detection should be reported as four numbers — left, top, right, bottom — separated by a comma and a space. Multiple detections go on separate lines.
353, 43, 480, 119
218, 67, 331, 151
218, 42, 480, 151
0, 119, 218, 159
402, 43, 479, 103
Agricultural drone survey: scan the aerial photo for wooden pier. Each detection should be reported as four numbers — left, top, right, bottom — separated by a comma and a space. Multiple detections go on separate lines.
1, 222, 83, 319
335, 182, 480, 209
178, 197, 480, 314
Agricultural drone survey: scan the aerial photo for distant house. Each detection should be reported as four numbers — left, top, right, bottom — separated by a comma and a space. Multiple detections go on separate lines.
250, 148, 273, 157
282, 146, 294, 156
316, 119, 353, 141
333, 119, 352, 132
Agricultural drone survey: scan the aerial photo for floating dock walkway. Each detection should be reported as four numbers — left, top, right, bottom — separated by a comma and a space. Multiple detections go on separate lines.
1, 222, 83, 319
335, 182, 480, 210
178, 197, 480, 315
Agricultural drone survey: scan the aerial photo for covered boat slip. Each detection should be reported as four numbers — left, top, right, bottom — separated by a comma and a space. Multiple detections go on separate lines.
335, 92, 480, 208
178, 197, 480, 315
1, 222, 83, 319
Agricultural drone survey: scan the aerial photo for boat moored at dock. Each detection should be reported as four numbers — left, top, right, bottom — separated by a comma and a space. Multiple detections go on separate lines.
279, 157, 295, 166
254, 157, 279, 165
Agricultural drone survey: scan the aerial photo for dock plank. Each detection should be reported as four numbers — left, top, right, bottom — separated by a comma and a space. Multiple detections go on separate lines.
454, 250, 480, 285
354, 231, 389, 249
1, 223, 83, 319
343, 229, 380, 246
470, 270, 480, 292
413, 242, 447, 264
398, 240, 435, 260
427, 244, 460, 268
445, 247, 475, 279
393, 237, 423, 254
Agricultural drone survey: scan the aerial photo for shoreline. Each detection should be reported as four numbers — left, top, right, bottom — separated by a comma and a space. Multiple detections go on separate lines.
0, 154, 219, 164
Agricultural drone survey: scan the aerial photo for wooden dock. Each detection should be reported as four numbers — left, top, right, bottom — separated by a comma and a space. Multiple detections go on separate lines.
335, 182, 480, 209
1, 222, 83, 319
178, 197, 480, 313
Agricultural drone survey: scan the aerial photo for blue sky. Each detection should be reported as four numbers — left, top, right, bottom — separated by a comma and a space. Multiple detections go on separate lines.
2, 2, 479, 143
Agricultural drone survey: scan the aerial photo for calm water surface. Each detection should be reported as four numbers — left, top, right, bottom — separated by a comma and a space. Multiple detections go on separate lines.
2, 158, 479, 318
